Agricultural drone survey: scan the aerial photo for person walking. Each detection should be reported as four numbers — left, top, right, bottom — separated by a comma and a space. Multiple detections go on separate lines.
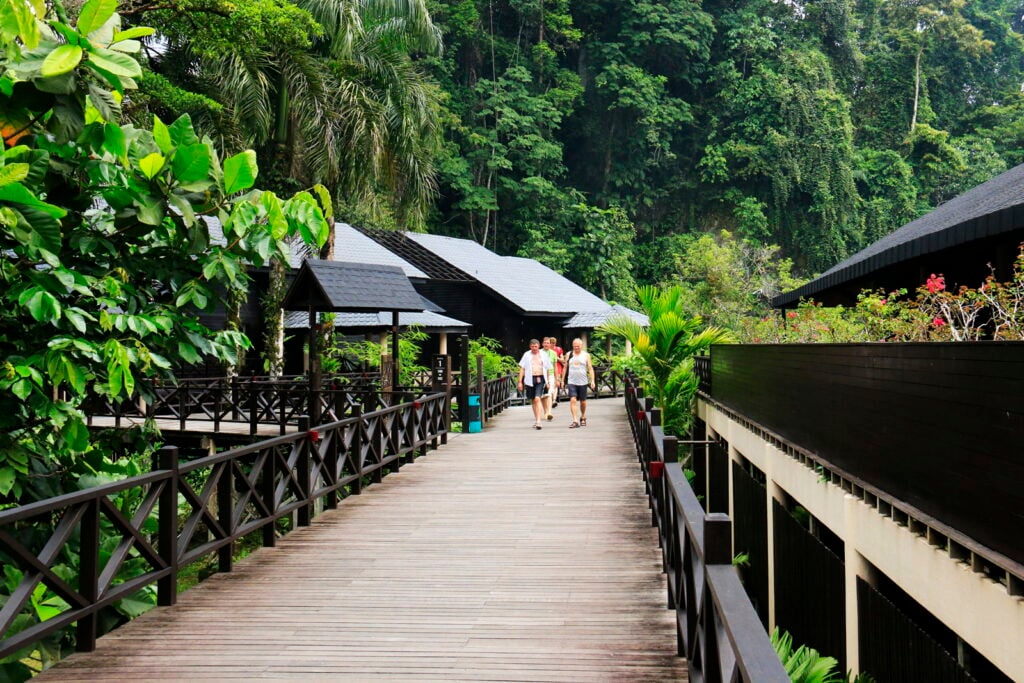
517, 339, 553, 430
562, 337, 595, 428
541, 337, 559, 420
551, 337, 565, 406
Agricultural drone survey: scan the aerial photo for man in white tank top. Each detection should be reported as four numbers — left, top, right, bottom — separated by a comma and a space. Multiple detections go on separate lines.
562, 337, 595, 428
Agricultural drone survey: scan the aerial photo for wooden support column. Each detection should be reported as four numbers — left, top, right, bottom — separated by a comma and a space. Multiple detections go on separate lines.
392, 311, 401, 390
439, 332, 448, 355
309, 307, 321, 424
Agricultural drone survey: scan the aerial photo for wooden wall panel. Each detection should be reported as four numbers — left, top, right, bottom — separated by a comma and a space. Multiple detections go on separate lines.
711, 343, 1024, 568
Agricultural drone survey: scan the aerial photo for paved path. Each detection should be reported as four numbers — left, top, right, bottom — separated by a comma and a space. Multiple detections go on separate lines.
42, 400, 686, 681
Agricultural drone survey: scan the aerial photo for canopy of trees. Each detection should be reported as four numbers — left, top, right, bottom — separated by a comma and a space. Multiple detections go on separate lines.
421, 0, 1024, 282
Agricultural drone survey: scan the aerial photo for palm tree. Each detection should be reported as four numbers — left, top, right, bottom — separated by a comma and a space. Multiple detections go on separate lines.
147, 0, 442, 230
600, 285, 733, 436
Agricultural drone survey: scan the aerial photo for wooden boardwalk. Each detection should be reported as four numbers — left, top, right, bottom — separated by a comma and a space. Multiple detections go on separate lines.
42, 400, 686, 681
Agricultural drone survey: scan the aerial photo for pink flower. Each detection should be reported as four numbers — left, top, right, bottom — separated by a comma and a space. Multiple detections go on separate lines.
932, 317, 945, 326
880, 299, 887, 305
925, 274, 945, 294
787, 311, 798, 319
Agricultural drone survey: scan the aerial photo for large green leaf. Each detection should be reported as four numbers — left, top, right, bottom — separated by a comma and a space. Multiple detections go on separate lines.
20, 288, 61, 322
152, 115, 172, 153
102, 122, 126, 159
223, 150, 257, 194
0, 182, 67, 218
112, 26, 156, 42
0, 163, 29, 187
76, 0, 117, 36
167, 114, 199, 147
171, 143, 211, 183
138, 152, 164, 179
40, 44, 83, 77
87, 48, 141, 78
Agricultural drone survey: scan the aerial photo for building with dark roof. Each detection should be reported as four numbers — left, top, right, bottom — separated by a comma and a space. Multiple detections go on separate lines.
358, 227, 646, 356
775, 162, 1024, 307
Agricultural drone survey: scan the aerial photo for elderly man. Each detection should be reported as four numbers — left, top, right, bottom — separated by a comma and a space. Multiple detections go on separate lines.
517, 339, 553, 430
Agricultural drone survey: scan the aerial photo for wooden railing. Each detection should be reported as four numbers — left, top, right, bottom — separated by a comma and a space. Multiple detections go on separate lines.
0, 392, 449, 660
693, 354, 711, 396
481, 374, 514, 420
623, 375, 787, 682
85, 376, 444, 435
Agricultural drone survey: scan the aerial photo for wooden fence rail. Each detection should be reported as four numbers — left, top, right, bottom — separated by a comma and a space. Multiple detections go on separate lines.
0, 392, 450, 661
623, 375, 788, 682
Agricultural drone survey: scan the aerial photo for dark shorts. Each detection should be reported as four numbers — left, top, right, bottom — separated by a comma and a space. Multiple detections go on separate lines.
567, 383, 589, 400
525, 376, 547, 399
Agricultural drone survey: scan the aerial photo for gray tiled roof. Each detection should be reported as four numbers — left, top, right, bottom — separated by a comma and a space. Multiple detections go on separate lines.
282, 260, 438, 312
287, 223, 427, 277
406, 233, 608, 314
563, 304, 649, 328
284, 310, 470, 330
775, 161, 1024, 306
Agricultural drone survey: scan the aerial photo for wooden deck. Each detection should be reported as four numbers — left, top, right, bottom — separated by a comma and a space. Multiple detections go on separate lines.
42, 400, 686, 681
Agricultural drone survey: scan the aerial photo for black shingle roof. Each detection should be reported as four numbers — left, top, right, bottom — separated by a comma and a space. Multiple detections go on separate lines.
774, 162, 1024, 307
282, 260, 441, 312
358, 227, 473, 281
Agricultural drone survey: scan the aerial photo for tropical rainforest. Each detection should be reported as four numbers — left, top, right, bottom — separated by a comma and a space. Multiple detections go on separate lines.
123, 0, 1024, 302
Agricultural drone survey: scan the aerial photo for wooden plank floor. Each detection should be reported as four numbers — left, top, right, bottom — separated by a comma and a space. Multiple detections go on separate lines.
42, 400, 687, 681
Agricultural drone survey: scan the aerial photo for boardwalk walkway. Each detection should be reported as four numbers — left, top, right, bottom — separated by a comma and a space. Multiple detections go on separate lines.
41, 400, 686, 681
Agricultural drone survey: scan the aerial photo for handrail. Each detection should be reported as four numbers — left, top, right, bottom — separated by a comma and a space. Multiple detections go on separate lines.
623, 374, 787, 682
0, 392, 450, 660
84, 373, 477, 435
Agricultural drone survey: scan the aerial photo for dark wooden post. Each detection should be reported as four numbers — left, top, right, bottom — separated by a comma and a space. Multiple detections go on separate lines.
178, 382, 187, 431
476, 354, 485, 423
309, 307, 322, 425
76, 497, 100, 651
248, 377, 258, 436
352, 405, 363, 495
156, 446, 179, 605
262, 445, 277, 548
391, 311, 401, 391
298, 416, 312, 526
217, 458, 234, 573
458, 333, 470, 426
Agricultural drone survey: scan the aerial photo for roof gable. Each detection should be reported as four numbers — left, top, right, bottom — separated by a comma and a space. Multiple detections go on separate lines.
776, 162, 1024, 306
282, 260, 437, 312
406, 233, 608, 314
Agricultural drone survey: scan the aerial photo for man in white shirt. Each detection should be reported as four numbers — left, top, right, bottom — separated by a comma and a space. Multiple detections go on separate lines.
517, 339, 553, 430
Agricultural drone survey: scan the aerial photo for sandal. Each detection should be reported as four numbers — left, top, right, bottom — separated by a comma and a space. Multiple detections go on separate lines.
569, 422, 580, 429
580, 418, 587, 426
546, 414, 554, 421
533, 424, 542, 430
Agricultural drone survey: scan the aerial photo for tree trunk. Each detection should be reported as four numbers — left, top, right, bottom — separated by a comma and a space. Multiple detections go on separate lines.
910, 47, 922, 133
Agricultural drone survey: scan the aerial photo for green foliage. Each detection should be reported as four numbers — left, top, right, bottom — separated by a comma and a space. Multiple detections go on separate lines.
425, 0, 1023, 287
468, 335, 517, 380
599, 285, 732, 437
675, 231, 803, 332
0, 0, 329, 500
771, 628, 876, 683
330, 327, 429, 386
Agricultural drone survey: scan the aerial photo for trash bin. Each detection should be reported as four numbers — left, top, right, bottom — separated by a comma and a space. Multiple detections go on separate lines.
467, 394, 482, 433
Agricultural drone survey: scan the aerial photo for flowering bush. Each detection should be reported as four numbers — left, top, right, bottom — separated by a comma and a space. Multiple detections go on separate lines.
737, 244, 1024, 343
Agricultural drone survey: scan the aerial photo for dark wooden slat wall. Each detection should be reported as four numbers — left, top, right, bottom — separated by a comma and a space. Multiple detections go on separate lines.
773, 499, 847, 672
858, 578, 977, 683
732, 461, 769, 628
711, 343, 1024, 568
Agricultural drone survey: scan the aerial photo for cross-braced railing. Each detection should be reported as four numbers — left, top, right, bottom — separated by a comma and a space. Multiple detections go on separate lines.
0, 392, 450, 661
624, 375, 787, 682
